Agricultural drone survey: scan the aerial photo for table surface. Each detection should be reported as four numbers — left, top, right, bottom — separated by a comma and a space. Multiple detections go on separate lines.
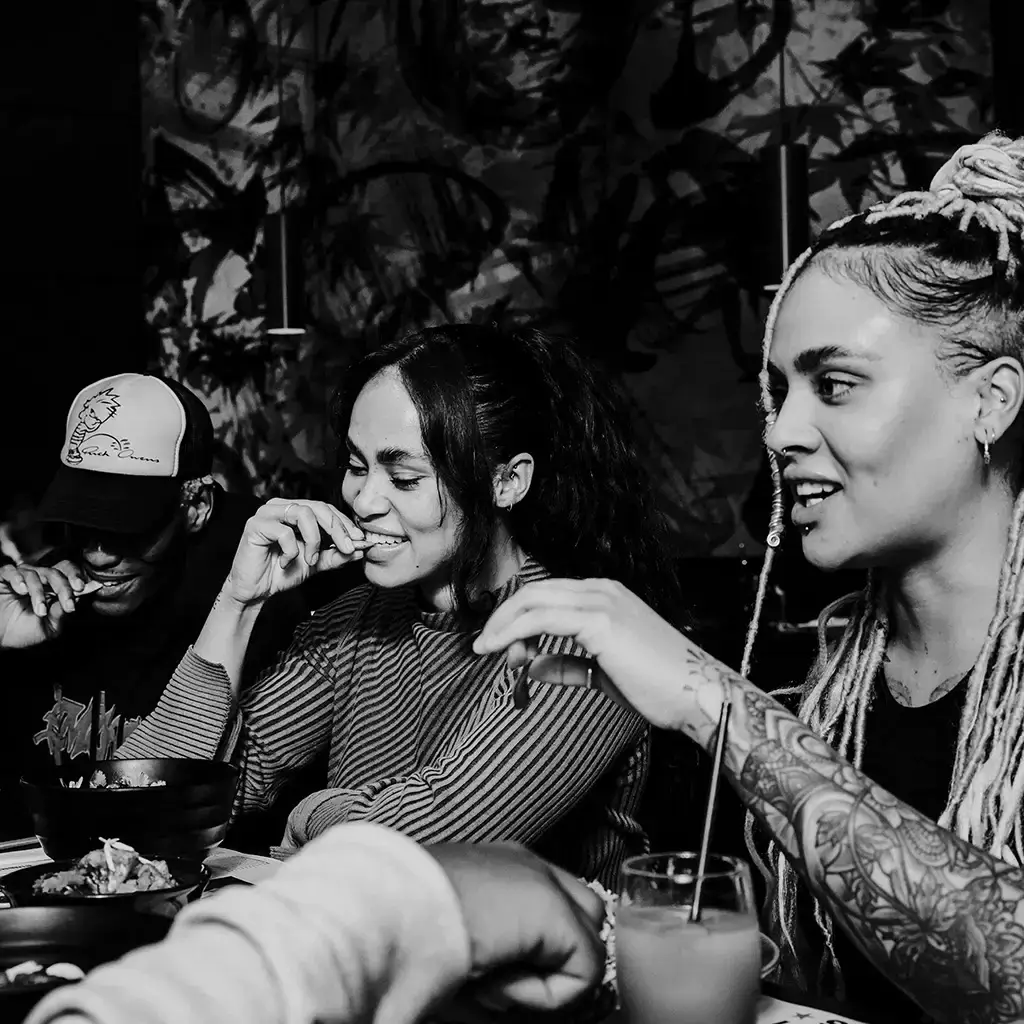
756, 992, 868, 1024
0, 839, 873, 1023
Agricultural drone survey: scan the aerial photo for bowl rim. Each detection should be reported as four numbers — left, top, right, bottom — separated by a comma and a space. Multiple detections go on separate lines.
0, 858, 209, 904
18, 758, 239, 792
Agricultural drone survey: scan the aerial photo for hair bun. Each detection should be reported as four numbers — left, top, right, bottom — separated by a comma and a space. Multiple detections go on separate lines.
930, 132, 1024, 203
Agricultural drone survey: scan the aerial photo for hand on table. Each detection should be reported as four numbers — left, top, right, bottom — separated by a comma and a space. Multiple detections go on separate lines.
0, 560, 100, 649
473, 578, 696, 730
222, 498, 367, 606
429, 843, 606, 1013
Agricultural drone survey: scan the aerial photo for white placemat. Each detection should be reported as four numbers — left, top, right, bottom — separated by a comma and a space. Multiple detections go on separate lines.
0, 837, 50, 876
758, 994, 868, 1023
204, 847, 282, 885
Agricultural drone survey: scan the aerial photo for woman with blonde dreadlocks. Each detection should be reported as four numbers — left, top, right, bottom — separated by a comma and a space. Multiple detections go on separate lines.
475, 132, 1024, 1024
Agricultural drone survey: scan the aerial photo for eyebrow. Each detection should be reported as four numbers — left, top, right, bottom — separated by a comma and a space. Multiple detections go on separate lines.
769, 344, 880, 377
346, 437, 429, 467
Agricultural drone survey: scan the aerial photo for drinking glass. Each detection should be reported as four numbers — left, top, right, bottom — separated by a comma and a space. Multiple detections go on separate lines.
616, 851, 760, 1024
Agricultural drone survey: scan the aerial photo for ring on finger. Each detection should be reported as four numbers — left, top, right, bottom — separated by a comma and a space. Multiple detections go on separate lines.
586, 657, 598, 689
284, 503, 297, 519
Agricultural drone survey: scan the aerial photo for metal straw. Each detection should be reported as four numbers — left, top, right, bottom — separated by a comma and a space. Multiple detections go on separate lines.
690, 700, 732, 923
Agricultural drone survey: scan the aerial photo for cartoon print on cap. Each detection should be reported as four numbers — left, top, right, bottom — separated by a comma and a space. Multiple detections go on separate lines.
66, 388, 121, 465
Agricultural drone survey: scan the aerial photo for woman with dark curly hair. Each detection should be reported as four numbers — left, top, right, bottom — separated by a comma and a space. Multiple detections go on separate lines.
113, 323, 678, 885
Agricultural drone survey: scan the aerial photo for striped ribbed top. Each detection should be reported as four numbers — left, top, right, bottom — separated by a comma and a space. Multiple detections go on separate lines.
119, 560, 650, 886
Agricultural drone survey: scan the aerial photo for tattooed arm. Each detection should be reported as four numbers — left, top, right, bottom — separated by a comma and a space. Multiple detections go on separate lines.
474, 578, 1024, 1024
686, 657, 1024, 1024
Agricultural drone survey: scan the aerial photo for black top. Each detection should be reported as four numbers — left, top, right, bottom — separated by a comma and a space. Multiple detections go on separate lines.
817, 672, 968, 1024
0, 487, 308, 840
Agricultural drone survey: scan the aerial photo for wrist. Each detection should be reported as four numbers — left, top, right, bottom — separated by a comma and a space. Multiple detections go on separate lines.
219, 575, 267, 613
201, 580, 262, 637
193, 584, 263, 689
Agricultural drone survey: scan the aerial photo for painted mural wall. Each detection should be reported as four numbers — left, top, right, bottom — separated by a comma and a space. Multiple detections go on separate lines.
139, 0, 991, 555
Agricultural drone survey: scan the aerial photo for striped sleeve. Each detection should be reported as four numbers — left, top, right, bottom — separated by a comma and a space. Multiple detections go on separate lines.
282, 650, 646, 850
118, 587, 372, 815
117, 648, 235, 759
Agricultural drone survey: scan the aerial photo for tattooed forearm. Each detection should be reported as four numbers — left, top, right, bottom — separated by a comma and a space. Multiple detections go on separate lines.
678, 641, 1024, 1024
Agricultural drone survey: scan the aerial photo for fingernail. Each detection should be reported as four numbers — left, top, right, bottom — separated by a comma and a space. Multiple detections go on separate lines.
36, 604, 46, 616
309, 553, 318, 565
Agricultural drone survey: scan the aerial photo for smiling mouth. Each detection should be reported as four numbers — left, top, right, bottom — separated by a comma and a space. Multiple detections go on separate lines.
84, 572, 138, 589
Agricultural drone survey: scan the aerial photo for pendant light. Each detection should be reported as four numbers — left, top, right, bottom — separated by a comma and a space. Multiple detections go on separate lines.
265, 2, 305, 336
756, 47, 810, 290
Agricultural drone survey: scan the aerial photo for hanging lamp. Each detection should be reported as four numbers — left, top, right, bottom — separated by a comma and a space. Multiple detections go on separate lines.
265, 1, 305, 336
757, 47, 809, 290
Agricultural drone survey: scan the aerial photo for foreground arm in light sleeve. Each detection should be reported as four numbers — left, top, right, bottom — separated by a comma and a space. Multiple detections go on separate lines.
117, 589, 371, 815
26, 823, 471, 1024
283, 644, 645, 850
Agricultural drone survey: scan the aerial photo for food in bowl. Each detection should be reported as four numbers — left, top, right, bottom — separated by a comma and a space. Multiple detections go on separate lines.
22, 757, 238, 862
32, 839, 177, 897
0, 959, 86, 988
67, 769, 167, 790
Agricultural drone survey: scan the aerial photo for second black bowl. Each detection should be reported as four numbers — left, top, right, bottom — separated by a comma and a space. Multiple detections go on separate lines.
0, 906, 171, 1022
20, 758, 237, 860
0, 856, 209, 917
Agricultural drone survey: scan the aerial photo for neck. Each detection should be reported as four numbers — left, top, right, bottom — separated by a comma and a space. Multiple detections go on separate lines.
882, 492, 1017, 676
417, 522, 527, 613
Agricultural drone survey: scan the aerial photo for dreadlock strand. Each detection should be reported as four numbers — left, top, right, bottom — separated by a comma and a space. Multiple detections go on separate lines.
961, 528, 1024, 844
741, 541, 779, 679
942, 498, 1024, 818
853, 614, 888, 766
986, 636, 1024, 843
739, 247, 822, 679
813, 897, 844, 999
947, 528, 1024, 834
819, 588, 882, 742
942, 494, 1024, 845
777, 850, 807, 990
835, 589, 884, 744
758, 583, 883, 994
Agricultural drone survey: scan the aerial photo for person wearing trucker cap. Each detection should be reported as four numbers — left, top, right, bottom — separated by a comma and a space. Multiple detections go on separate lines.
0, 373, 307, 839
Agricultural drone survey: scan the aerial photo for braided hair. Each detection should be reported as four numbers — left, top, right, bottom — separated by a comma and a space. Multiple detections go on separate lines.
738, 132, 1024, 994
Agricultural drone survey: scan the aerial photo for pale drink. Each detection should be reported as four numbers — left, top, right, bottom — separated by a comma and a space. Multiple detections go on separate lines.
616, 904, 760, 1024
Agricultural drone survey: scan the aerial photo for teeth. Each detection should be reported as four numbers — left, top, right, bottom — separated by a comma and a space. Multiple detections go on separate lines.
367, 534, 405, 547
795, 482, 839, 502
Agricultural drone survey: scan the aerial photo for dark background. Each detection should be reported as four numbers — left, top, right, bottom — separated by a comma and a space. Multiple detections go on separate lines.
0, 0, 1011, 712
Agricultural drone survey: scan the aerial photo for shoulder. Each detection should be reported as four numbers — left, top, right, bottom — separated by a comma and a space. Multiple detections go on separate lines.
266, 583, 378, 682
513, 559, 551, 588
301, 582, 379, 643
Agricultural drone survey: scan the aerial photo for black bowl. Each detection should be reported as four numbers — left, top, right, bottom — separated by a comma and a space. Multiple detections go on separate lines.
20, 758, 237, 860
0, 906, 170, 1021
0, 856, 209, 917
